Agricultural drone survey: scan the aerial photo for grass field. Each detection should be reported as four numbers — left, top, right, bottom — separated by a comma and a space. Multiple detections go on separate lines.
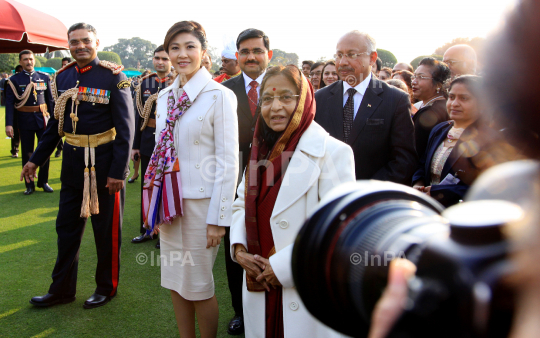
0, 106, 241, 338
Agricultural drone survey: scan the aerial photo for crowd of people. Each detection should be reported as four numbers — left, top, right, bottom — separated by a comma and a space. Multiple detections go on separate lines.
3, 0, 540, 336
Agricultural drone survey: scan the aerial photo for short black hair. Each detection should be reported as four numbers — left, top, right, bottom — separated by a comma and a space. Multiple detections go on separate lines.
375, 57, 382, 71
19, 50, 34, 60
67, 23, 97, 37
310, 61, 325, 72
154, 45, 165, 55
302, 60, 314, 67
61, 57, 72, 63
15, 65, 23, 72
419, 57, 451, 85
236, 28, 269, 51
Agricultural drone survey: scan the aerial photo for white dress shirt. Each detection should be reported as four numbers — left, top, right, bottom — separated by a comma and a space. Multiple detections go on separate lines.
343, 72, 372, 119
242, 71, 266, 96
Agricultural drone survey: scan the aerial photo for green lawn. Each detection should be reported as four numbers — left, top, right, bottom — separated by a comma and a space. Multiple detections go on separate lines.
0, 106, 241, 338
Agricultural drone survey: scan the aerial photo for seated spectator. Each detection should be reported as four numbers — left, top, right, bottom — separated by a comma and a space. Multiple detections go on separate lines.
412, 75, 499, 207
230, 65, 355, 337
411, 57, 451, 159
378, 67, 392, 81
321, 60, 338, 87
302, 60, 314, 78
392, 62, 414, 73
309, 61, 325, 91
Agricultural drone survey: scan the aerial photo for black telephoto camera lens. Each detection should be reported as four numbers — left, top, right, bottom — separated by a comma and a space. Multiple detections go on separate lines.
292, 180, 522, 338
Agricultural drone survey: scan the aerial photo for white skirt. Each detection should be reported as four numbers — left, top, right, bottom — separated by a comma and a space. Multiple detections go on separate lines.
159, 198, 219, 301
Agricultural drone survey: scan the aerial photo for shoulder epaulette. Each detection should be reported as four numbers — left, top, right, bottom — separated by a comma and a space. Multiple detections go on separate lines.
99, 60, 124, 75
55, 61, 77, 77
36, 70, 50, 77
140, 73, 157, 81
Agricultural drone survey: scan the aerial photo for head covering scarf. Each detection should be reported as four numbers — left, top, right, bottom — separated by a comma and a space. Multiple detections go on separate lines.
142, 90, 192, 233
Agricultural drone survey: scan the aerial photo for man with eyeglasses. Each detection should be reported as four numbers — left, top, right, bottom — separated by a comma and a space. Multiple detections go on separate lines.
315, 31, 417, 185
130, 45, 173, 247
5, 49, 54, 195
214, 41, 241, 84
22, 22, 134, 310
443, 45, 477, 79
221, 28, 273, 336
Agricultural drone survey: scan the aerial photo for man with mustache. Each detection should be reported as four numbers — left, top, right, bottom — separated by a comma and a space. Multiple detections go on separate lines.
314, 31, 417, 185
5, 50, 54, 195
22, 22, 134, 309
221, 28, 273, 335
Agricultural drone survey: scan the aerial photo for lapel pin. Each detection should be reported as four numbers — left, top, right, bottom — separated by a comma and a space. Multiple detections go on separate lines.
367, 104, 372, 108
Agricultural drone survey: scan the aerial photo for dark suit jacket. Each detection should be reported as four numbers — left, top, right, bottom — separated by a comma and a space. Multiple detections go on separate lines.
412, 120, 498, 206
315, 79, 417, 185
221, 74, 259, 180
413, 99, 448, 160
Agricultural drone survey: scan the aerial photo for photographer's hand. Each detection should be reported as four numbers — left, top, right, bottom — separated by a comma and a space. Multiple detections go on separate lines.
368, 259, 416, 338
254, 255, 282, 288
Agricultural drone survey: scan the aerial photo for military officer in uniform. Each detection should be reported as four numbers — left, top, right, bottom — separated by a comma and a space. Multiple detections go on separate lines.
5, 50, 54, 195
130, 45, 173, 246
21, 22, 134, 309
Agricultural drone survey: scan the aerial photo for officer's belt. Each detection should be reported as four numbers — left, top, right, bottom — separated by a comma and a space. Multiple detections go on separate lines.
17, 104, 47, 113
64, 128, 116, 148
146, 118, 156, 129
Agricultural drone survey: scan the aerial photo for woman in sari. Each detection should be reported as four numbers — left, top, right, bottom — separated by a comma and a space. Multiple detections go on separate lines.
230, 65, 355, 337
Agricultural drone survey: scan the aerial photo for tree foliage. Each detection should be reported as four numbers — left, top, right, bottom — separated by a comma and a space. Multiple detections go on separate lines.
103, 37, 157, 69
97, 51, 122, 65
410, 55, 443, 70
45, 57, 63, 70
35, 55, 47, 66
269, 49, 299, 67
434, 37, 485, 56
0, 54, 19, 73
377, 49, 397, 68
206, 46, 222, 73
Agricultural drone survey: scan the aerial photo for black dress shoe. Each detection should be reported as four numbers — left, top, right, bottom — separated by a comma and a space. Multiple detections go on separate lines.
131, 233, 153, 243
55, 150, 61, 157
127, 175, 139, 183
227, 315, 244, 335
30, 293, 76, 307
155, 239, 160, 249
83, 292, 115, 309
37, 183, 54, 193
24, 186, 35, 195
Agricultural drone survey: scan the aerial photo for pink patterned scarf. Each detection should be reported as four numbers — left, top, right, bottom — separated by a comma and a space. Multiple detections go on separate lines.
142, 90, 192, 233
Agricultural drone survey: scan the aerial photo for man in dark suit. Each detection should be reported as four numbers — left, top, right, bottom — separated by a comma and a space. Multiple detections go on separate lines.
221, 28, 273, 335
315, 31, 417, 185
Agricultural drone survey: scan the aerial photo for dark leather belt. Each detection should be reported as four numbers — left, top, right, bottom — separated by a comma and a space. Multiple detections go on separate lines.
17, 105, 42, 113
147, 118, 156, 128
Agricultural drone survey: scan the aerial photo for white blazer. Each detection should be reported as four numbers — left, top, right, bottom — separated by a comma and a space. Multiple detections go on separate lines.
230, 122, 355, 338
155, 67, 239, 226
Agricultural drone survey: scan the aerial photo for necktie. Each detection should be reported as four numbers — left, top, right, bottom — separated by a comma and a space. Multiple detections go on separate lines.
248, 81, 258, 117
343, 88, 357, 143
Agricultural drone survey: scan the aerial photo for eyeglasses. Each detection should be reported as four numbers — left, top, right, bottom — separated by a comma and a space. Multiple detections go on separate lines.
334, 52, 371, 60
444, 60, 464, 67
411, 74, 433, 81
310, 71, 322, 77
69, 38, 93, 47
260, 94, 300, 106
238, 49, 265, 56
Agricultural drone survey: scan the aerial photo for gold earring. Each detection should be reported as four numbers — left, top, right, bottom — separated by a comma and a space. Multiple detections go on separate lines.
437, 87, 440, 93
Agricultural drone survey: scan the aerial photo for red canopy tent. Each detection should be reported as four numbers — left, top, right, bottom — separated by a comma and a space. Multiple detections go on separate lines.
0, 0, 68, 53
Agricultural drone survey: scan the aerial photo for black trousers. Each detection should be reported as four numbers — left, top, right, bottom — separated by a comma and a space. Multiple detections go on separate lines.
11, 117, 19, 155
139, 154, 150, 234
19, 128, 49, 189
48, 185, 125, 297
224, 226, 244, 316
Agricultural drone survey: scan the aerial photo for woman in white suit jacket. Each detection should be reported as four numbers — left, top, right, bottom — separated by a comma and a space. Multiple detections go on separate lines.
230, 66, 355, 337
153, 21, 238, 338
